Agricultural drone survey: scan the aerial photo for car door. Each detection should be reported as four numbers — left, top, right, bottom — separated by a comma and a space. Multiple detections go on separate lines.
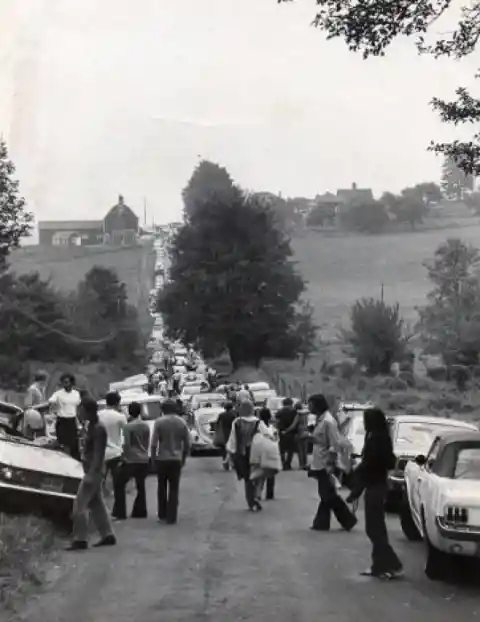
412, 437, 441, 516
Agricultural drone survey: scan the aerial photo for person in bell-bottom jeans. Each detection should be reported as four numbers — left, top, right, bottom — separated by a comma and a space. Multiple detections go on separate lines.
67, 398, 116, 551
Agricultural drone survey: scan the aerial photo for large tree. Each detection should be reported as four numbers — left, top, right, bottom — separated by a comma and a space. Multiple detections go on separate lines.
0, 140, 33, 273
417, 238, 480, 366
441, 156, 475, 200
182, 160, 236, 219
158, 182, 307, 368
280, 0, 480, 175
70, 266, 141, 362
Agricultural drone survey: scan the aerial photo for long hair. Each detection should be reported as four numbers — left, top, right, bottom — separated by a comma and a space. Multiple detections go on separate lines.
363, 408, 393, 451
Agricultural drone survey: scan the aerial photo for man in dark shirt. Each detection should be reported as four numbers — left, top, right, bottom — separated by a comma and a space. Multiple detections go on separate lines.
216, 401, 236, 470
150, 398, 191, 524
275, 397, 298, 470
112, 402, 151, 521
67, 398, 116, 551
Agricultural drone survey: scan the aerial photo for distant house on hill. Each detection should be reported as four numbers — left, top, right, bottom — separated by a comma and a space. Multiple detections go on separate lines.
336, 183, 374, 208
38, 195, 139, 247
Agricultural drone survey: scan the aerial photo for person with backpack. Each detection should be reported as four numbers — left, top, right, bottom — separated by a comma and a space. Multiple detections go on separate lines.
226, 400, 269, 511
346, 408, 403, 580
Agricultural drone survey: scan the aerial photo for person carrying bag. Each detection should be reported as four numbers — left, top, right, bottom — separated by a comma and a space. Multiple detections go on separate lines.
250, 425, 282, 506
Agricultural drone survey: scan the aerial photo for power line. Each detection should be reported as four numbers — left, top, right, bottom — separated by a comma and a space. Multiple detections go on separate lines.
1, 300, 119, 345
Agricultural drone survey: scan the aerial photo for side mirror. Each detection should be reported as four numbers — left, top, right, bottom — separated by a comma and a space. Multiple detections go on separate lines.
415, 454, 427, 466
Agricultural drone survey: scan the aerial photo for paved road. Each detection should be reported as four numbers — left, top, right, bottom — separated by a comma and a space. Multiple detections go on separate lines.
12, 459, 480, 622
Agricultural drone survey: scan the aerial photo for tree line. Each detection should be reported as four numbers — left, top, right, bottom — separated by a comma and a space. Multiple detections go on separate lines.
0, 140, 143, 389
307, 157, 478, 234
159, 159, 480, 386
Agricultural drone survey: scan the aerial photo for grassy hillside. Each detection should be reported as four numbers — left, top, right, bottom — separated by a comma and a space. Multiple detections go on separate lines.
292, 220, 480, 338
9, 244, 155, 337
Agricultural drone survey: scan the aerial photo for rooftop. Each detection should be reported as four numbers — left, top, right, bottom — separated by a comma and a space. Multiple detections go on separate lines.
38, 220, 103, 231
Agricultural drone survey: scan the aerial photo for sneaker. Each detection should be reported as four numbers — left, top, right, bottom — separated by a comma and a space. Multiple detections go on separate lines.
93, 535, 117, 547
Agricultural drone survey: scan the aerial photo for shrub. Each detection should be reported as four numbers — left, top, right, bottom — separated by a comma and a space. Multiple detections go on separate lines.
342, 297, 409, 375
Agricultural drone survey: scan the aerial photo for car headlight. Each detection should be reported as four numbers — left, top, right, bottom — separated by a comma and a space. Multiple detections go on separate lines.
445, 505, 469, 525
1, 467, 13, 480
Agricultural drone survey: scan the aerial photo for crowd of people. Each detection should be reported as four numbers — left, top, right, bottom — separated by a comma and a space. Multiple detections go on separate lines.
22, 366, 403, 581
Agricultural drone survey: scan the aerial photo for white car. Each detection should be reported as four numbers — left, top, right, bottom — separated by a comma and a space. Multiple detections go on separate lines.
189, 393, 225, 413
400, 429, 480, 580
179, 385, 204, 401
188, 406, 224, 454
0, 432, 84, 520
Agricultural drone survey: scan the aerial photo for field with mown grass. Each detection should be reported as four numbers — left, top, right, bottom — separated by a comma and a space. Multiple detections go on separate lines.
292, 220, 480, 339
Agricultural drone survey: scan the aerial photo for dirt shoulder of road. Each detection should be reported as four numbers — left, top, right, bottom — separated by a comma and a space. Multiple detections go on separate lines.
0, 514, 60, 612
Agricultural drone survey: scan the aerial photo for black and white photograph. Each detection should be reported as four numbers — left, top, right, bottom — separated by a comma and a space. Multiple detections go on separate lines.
1, 1, 480, 620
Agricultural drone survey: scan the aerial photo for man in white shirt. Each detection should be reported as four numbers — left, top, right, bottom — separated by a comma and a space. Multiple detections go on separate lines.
49, 373, 82, 460
97, 391, 128, 485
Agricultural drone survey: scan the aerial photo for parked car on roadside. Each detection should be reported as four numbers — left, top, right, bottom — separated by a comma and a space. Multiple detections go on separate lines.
188, 405, 224, 455
0, 431, 84, 522
188, 393, 225, 414
400, 430, 480, 580
387, 415, 477, 504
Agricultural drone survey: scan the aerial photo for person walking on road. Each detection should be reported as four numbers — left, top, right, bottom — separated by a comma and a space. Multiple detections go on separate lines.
226, 400, 268, 511
49, 373, 81, 460
150, 398, 191, 524
276, 398, 298, 470
98, 392, 128, 488
258, 406, 277, 500
215, 401, 236, 470
67, 398, 116, 551
308, 394, 357, 532
112, 402, 150, 521
346, 408, 403, 580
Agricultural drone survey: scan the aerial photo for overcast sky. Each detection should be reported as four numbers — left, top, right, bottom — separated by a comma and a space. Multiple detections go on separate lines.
0, 0, 477, 225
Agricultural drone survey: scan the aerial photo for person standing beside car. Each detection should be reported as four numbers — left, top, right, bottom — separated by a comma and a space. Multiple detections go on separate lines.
23, 370, 49, 438
49, 373, 81, 460
98, 391, 128, 487
68, 397, 116, 551
215, 401, 237, 470
345, 408, 403, 580
150, 398, 191, 525
112, 401, 150, 521
276, 398, 298, 470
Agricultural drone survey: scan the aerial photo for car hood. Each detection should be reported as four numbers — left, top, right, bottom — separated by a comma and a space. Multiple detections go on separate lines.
441, 480, 480, 506
0, 439, 84, 479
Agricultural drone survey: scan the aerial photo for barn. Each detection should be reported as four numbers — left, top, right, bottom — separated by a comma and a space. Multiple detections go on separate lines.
38, 195, 139, 247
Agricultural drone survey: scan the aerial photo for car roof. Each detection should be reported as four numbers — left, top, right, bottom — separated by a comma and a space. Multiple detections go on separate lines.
99, 393, 164, 405
436, 430, 480, 446
389, 414, 477, 429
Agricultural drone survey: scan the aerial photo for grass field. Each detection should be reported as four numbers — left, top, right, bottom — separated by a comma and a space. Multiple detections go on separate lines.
292, 219, 480, 338
9, 243, 155, 336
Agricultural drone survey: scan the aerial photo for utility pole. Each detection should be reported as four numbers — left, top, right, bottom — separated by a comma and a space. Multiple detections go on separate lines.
143, 197, 147, 228
380, 282, 384, 302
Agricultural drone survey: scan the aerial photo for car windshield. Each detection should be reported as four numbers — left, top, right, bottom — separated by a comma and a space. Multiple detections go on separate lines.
454, 447, 480, 480
395, 422, 468, 448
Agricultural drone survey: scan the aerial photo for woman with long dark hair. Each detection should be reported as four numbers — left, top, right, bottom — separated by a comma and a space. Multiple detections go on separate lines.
346, 407, 403, 580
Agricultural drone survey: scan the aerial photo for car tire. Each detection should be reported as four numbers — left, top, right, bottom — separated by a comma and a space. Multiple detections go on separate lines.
399, 493, 422, 541
422, 511, 449, 581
